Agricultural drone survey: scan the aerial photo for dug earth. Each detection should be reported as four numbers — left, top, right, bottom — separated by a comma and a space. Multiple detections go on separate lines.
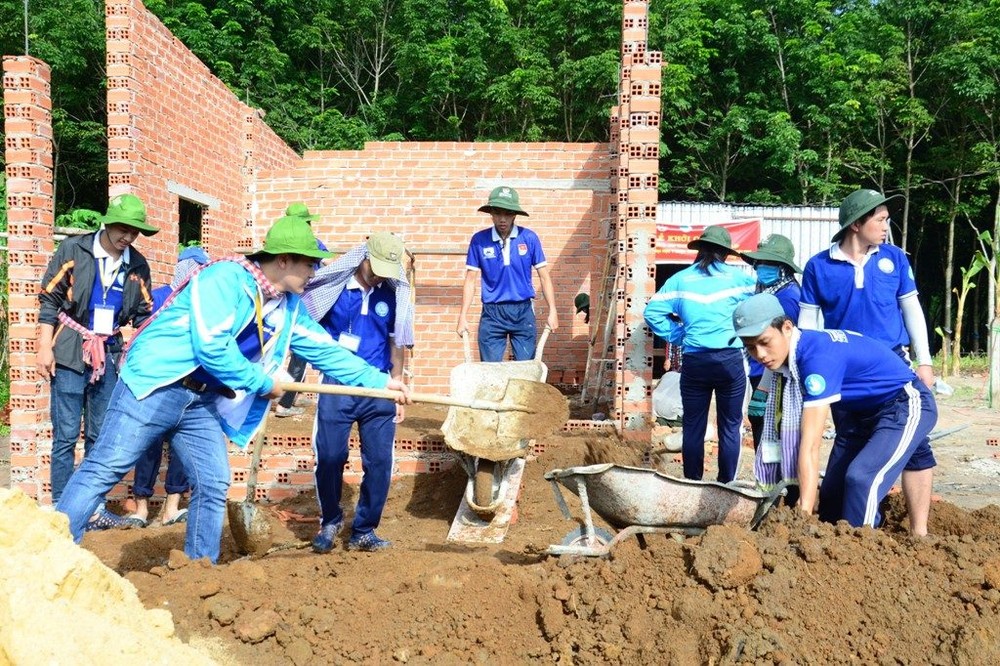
4, 375, 1000, 664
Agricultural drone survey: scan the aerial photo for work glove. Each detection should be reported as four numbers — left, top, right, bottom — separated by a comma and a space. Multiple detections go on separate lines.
748, 388, 768, 418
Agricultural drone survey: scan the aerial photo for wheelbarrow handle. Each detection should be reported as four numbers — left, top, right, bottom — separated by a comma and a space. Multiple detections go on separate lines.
276, 381, 532, 413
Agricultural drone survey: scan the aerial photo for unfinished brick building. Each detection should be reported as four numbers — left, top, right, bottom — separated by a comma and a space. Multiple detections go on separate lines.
3, 0, 662, 502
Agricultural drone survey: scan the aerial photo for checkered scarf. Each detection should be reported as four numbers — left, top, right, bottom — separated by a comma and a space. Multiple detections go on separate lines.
123, 256, 281, 357
301, 243, 414, 347
754, 362, 803, 490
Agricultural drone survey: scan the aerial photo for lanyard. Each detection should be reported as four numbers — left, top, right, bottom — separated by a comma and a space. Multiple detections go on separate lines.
254, 289, 266, 352
98, 256, 124, 304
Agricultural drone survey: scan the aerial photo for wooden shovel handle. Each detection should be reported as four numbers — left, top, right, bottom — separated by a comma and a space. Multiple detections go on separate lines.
277, 381, 531, 413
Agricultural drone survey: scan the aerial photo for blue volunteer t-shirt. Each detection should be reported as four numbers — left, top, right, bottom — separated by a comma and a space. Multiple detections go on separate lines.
465, 225, 546, 303
800, 243, 917, 350
320, 280, 396, 372
791, 329, 916, 410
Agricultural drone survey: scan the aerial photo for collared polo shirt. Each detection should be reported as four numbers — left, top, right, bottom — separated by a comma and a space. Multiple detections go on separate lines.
790, 328, 916, 411
800, 242, 917, 350
320, 276, 396, 372
87, 233, 130, 330
465, 224, 546, 303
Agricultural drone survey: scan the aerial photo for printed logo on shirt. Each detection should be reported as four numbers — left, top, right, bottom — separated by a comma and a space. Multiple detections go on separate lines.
825, 330, 848, 343
517, 243, 528, 256
804, 374, 827, 396
908, 266, 915, 280
115, 272, 126, 286
877, 257, 895, 274
374, 301, 390, 318
483, 246, 496, 259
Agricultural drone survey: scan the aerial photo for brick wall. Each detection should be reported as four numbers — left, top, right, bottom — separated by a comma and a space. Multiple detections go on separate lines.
3, 0, 664, 502
4, 56, 56, 499
106, 0, 301, 282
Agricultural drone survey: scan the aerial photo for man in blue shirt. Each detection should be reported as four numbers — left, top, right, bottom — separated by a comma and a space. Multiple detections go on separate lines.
734, 293, 937, 531
799, 189, 936, 535
457, 186, 558, 361
57, 216, 409, 563
309, 232, 410, 553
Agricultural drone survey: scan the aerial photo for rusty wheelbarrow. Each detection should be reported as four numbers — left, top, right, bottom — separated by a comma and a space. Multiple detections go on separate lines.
544, 463, 786, 557
442, 327, 568, 518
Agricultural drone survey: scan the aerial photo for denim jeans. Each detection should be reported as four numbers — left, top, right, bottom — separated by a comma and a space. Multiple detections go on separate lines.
314, 376, 396, 536
57, 380, 231, 563
132, 440, 190, 497
49, 356, 119, 502
478, 301, 536, 362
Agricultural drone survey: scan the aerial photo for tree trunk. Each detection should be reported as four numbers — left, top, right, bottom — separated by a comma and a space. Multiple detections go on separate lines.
942, 177, 961, 377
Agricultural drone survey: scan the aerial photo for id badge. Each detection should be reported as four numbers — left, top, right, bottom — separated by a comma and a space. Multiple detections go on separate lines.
93, 305, 116, 336
338, 332, 361, 353
761, 439, 782, 464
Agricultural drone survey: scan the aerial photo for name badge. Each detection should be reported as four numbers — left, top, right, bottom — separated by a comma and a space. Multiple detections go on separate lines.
338, 332, 361, 353
761, 439, 782, 464
93, 305, 116, 336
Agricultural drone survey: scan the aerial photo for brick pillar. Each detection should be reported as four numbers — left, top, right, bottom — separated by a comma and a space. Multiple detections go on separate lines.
105, 0, 137, 198
3, 56, 56, 499
612, 1, 662, 441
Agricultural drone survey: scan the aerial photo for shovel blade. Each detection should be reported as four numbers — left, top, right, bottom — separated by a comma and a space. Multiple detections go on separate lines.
227, 499, 273, 556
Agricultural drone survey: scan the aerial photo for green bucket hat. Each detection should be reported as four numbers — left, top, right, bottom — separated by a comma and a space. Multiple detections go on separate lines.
285, 202, 319, 222
687, 225, 734, 253
242, 216, 333, 260
99, 194, 159, 236
833, 189, 902, 243
478, 186, 529, 216
741, 234, 801, 273
367, 231, 406, 279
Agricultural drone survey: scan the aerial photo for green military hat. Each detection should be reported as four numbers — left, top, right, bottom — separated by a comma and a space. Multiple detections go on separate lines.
833, 189, 902, 242
99, 194, 159, 236
478, 186, 529, 216
741, 234, 801, 273
687, 225, 734, 253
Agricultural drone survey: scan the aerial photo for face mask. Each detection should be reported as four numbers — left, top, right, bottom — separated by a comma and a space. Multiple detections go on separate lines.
756, 264, 783, 286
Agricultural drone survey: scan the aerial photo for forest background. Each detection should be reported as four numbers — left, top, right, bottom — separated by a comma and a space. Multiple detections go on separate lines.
3, 0, 1000, 387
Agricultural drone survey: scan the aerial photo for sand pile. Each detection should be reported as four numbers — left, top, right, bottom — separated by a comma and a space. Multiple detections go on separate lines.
0, 489, 217, 665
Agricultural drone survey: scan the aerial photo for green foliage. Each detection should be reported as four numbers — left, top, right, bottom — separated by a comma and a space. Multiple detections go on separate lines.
55, 209, 101, 230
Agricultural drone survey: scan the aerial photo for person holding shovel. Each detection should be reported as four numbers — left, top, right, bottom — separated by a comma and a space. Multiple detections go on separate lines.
300, 232, 413, 553
733, 293, 937, 530
457, 186, 558, 361
799, 188, 936, 535
57, 215, 409, 563
37, 193, 158, 529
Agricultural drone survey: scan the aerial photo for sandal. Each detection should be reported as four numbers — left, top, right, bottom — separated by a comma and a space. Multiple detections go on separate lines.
85, 508, 133, 531
122, 515, 148, 528
161, 508, 189, 526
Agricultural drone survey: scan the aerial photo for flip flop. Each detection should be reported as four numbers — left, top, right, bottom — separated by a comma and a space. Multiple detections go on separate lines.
161, 508, 188, 526
122, 515, 148, 528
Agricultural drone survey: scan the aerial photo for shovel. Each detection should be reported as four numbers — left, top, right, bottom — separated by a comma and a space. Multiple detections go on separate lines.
227, 415, 274, 556
278, 378, 569, 445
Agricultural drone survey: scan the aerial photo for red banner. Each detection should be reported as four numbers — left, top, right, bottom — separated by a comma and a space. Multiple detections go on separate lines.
655, 219, 761, 264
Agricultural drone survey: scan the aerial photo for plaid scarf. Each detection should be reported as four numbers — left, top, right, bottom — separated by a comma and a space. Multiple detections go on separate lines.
301, 243, 414, 347
123, 255, 281, 358
754, 334, 804, 490
756, 272, 798, 296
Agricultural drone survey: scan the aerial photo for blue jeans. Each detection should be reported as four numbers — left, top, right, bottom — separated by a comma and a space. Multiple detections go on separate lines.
57, 380, 231, 563
314, 376, 396, 536
679, 348, 747, 483
132, 440, 190, 497
478, 301, 536, 362
49, 357, 119, 502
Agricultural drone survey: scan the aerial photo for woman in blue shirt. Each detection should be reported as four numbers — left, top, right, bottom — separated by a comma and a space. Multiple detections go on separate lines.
644, 226, 755, 483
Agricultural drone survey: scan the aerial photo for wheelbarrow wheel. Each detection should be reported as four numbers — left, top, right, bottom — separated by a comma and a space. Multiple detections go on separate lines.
473, 460, 496, 507
560, 526, 614, 548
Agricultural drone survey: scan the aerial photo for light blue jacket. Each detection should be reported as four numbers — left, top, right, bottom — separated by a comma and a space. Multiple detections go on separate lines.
120, 261, 389, 447
644, 262, 754, 352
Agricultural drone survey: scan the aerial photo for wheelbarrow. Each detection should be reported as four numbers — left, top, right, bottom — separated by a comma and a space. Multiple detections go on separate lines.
442, 327, 567, 518
544, 463, 787, 557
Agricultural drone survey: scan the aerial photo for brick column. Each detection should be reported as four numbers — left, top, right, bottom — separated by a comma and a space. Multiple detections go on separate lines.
105, 0, 137, 198
3, 56, 56, 499
611, 1, 662, 441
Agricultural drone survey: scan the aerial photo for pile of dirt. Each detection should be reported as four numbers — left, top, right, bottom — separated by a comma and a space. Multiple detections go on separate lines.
76, 430, 1000, 665
0, 488, 218, 664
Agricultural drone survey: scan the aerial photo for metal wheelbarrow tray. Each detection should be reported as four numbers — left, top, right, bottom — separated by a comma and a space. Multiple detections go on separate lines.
545, 463, 786, 557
